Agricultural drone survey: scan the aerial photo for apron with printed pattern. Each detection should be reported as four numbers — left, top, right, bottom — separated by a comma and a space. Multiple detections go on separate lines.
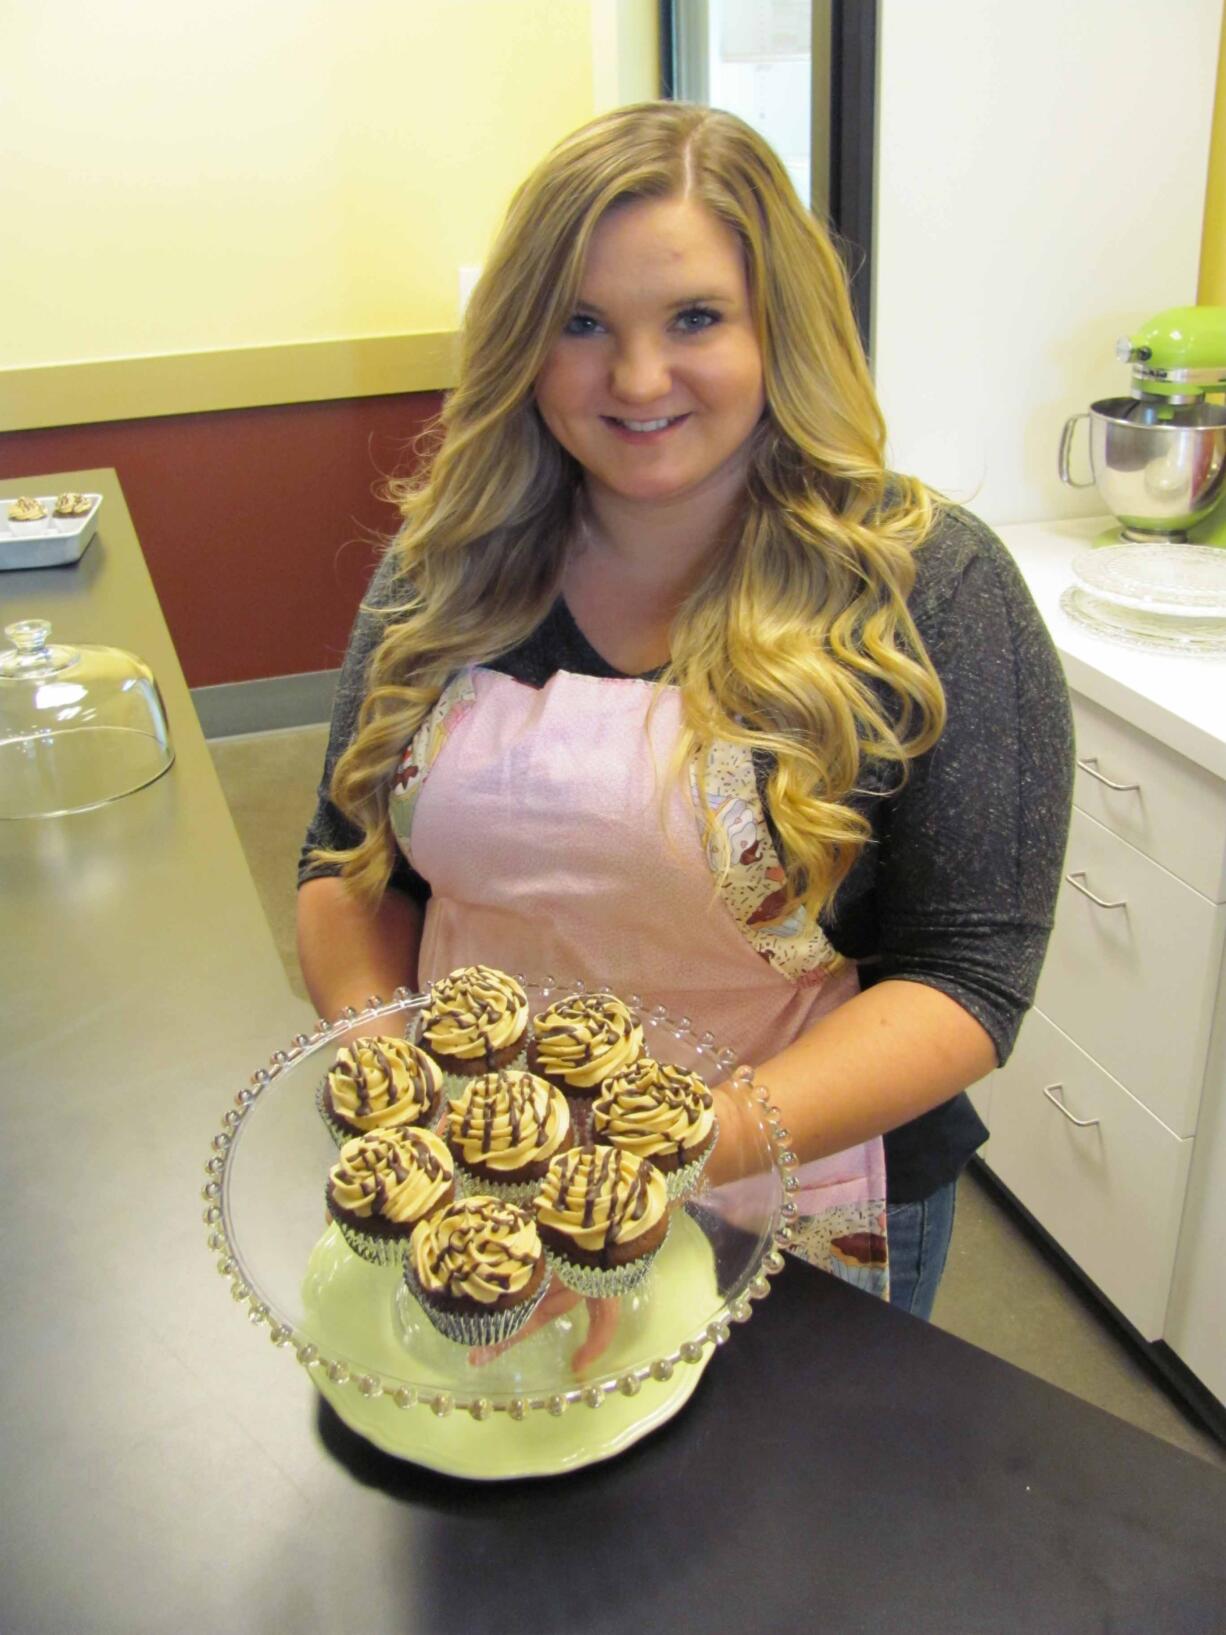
389, 664, 888, 1295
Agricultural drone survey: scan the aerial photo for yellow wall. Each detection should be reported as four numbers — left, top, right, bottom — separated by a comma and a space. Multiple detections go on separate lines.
1199, 4, 1226, 302
0, 1, 658, 427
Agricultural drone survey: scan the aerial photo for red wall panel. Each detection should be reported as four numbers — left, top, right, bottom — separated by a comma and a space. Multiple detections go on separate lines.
0, 392, 443, 686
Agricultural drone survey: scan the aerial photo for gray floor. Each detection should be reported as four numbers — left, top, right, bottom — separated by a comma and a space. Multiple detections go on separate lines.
209, 722, 1224, 1468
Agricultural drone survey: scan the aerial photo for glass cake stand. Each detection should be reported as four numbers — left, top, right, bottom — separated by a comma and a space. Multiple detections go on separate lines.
203, 980, 799, 1480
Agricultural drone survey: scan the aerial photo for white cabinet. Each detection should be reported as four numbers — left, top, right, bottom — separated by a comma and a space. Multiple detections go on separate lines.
1164, 958, 1226, 1404
983, 703, 1224, 1340
985, 522, 1226, 1398
1069, 692, 1226, 900
1036, 808, 1225, 1138
985, 1009, 1194, 1339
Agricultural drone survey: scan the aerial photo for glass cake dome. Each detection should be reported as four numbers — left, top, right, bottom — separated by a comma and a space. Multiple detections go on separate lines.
0, 618, 175, 819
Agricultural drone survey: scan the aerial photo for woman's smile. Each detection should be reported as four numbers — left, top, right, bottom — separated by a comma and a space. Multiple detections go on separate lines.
602, 411, 692, 441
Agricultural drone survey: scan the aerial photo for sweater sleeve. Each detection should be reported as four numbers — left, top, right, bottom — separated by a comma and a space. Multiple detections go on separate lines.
297, 549, 430, 904
838, 511, 1073, 1064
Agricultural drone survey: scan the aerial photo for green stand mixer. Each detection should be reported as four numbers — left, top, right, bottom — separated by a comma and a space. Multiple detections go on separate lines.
1059, 304, 1226, 547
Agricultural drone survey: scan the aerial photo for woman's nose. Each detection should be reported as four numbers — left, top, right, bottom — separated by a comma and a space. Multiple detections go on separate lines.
610, 338, 670, 403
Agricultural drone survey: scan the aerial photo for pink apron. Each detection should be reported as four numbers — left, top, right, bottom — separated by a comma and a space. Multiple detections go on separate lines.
389, 665, 888, 1296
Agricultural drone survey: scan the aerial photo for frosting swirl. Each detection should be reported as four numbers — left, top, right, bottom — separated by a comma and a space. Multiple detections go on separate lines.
54, 492, 92, 517
419, 966, 528, 1064
327, 1127, 454, 1224
592, 1057, 716, 1162
445, 1070, 571, 1173
530, 991, 643, 1089
535, 1145, 667, 1250
326, 1035, 441, 1132
411, 1195, 543, 1303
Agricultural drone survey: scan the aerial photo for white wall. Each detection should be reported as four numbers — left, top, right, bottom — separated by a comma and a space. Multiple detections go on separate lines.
873, 0, 1223, 527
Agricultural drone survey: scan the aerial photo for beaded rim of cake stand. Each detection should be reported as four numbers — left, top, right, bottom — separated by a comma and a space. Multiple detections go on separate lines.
203, 978, 799, 1421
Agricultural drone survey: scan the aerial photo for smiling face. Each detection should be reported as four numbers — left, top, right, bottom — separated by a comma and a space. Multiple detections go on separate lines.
534, 195, 766, 514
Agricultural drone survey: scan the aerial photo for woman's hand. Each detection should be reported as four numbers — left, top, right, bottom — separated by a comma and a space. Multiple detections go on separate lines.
702, 1077, 764, 1188
468, 1276, 621, 1373
705, 982, 997, 1182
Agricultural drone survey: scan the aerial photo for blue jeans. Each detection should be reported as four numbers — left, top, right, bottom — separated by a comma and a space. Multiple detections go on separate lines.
886, 1180, 957, 1320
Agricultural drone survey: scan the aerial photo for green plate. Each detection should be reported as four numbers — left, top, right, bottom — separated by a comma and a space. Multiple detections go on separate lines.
302, 1209, 720, 1479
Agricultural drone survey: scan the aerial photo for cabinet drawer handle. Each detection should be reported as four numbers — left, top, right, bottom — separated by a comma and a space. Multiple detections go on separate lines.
1065, 870, 1127, 910
1043, 1083, 1101, 1128
1076, 756, 1140, 793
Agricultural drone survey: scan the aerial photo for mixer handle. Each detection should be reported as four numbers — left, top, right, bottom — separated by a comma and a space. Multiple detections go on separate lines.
1058, 413, 1096, 487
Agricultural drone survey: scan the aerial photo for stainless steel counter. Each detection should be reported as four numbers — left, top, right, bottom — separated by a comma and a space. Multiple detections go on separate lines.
1, 472, 1222, 1634
0, 469, 313, 1627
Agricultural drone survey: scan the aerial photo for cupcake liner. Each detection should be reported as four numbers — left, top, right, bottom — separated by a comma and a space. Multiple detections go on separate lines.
437, 1047, 528, 1103
543, 1227, 668, 1299
450, 1164, 542, 1207
663, 1128, 718, 1204
316, 1079, 349, 1149
402, 1255, 548, 1347
331, 1209, 414, 1268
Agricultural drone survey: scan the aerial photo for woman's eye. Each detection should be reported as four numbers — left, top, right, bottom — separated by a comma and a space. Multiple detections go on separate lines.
563, 313, 603, 337
675, 306, 719, 334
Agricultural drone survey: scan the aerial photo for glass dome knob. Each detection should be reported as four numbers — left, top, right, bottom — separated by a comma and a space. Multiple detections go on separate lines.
1, 619, 78, 679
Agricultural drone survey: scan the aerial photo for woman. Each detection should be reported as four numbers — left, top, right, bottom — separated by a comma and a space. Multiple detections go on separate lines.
297, 101, 1072, 1323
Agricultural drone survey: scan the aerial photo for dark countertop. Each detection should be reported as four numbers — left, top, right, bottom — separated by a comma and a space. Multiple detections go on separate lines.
1, 472, 1222, 1635
314, 1262, 1226, 1635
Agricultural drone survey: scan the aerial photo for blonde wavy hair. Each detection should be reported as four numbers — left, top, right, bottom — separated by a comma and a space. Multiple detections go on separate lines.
315, 100, 947, 924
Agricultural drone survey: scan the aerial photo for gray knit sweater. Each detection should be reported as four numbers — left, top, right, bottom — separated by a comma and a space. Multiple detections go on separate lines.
300, 504, 1074, 1199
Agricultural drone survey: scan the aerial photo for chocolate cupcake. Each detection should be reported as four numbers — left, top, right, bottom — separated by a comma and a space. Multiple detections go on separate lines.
443, 1069, 575, 1203
592, 1057, 719, 1201
316, 1035, 442, 1148
534, 1144, 669, 1297
527, 991, 643, 1120
416, 965, 529, 1093
325, 1126, 455, 1266
404, 1194, 548, 1346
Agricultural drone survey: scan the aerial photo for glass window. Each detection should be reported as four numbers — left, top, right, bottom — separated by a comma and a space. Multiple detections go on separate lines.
674, 1, 813, 203
668, 0, 876, 354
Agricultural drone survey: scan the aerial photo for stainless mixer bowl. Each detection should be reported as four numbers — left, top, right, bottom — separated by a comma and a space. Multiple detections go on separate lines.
1060, 398, 1226, 537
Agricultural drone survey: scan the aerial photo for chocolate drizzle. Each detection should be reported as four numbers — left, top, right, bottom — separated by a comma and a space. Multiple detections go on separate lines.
542, 1145, 661, 1246
593, 1057, 715, 1157
344, 1041, 391, 1116
329, 1036, 438, 1125
446, 1070, 562, 1168
329, 1127, 452, 1221
416, 1196, 542, 1296
420, 966, 527, 1061
532, 992, 643, 1085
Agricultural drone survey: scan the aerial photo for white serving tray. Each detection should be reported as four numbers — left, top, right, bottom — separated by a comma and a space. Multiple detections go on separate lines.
0, 493, 102, 570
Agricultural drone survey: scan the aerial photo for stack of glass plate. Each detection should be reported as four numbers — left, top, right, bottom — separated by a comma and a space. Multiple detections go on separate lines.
1060, 543, 1226, 655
